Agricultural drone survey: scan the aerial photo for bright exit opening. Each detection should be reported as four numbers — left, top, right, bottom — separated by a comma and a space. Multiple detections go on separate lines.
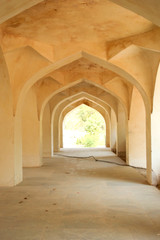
63, 104, 106, 148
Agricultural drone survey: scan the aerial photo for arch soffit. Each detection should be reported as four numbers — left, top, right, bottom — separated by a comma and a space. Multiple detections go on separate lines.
50, 91, 117, 125
16, 51, 148, 118
53, 96, 111, 134
51, 92, 115, 128
41, 78, 127, 123
41, 80, 118, 122
35, 71, 131, 117
61, 100, 109, 127
58, 95, 111, 122
62, 100, 107, 119
39, 80, 126, 122
49, 90, 112, 117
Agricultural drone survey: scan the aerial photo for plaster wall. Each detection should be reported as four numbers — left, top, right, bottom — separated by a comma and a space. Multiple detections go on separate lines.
14, 112, 23, 184
128, 87, 146, 168
0, 48, 16, 186
53, 112, 60, 152
0, 0, 43, 24
110, 0, 160, 26
22, 88, 42, 167
151, 64, 160, 184
59, 117, 63, 148
42, 103, 51, 157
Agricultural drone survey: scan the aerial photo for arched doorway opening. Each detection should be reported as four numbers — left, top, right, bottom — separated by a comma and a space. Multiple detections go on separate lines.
63, 104, 106, 148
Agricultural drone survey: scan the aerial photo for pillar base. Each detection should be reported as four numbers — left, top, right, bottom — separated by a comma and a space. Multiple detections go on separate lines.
43, 152, 52, 158
111, 148, 116, 154
147, 169, 159, 186
118, 151, 126, 161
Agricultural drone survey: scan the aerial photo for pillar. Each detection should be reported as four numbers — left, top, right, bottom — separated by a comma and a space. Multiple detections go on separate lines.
110, 109, 117, 153
117, 103, 126, 159
22, 88, 42, 167
128, 87, 146, 168
42, 102, 51, 157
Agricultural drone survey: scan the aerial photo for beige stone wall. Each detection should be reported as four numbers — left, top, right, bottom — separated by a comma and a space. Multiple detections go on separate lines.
42, 103, 51, 157
128, 87, 146, 168
151, 64, 160, 184
0, 47, 16, 186
22, 88, 42, 167
117, 103, 126, 159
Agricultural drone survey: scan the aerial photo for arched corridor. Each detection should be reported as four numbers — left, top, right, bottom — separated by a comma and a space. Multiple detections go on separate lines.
0, 0, 160, 239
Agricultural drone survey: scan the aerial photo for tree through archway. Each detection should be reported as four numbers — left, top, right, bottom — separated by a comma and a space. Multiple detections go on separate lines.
63, 104, 106, 148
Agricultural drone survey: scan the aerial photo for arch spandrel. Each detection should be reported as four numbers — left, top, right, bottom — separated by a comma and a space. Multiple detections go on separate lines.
109, 45, 160, 111
109, 0, 160, 27
15, 51, 149, 117
39, 78, 129, 124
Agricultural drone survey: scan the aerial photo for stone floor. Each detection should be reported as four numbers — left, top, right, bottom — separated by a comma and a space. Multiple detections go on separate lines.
0, 148, 160, 240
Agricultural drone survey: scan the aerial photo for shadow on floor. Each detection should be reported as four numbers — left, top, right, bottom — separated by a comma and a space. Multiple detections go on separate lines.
75, 166, 148, 185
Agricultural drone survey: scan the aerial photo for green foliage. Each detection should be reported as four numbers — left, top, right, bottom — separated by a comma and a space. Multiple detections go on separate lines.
64, 104, 105, 147
76, 134, 99, 147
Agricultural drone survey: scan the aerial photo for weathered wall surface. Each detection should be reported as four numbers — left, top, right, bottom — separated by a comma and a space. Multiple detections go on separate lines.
117, 103, 126, 159
42, 103, 51, 157
22, 88, 42, 167
0, 47, 16, 186
128, 87, 146, 168
151, 64, 160, 184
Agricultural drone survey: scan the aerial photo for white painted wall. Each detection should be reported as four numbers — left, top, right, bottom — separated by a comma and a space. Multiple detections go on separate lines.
128, 87, 146, 168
